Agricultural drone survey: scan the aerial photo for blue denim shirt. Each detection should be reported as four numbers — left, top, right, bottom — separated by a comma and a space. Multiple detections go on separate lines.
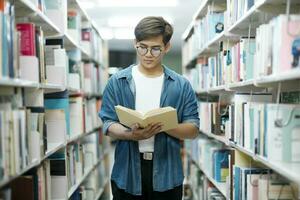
99, 65, 199, 195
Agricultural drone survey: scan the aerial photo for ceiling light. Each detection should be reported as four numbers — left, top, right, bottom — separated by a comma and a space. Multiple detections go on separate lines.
97, 0, 178, 7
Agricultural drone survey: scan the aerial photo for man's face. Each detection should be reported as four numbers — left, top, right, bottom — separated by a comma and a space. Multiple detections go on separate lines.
135, 35, 170, 69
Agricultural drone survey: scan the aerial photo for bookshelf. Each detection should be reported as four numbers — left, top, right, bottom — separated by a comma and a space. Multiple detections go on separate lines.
15, 0, 61, 35
0, 0, 110, 199
199, 129, 300, 185
94, 176, 110, 200
191, 157, 228, 198
183, 0, 300, 199
193, 0, 227, 20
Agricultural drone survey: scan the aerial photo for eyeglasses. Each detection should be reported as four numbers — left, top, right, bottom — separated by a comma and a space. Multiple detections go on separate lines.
136, 45, 162, 57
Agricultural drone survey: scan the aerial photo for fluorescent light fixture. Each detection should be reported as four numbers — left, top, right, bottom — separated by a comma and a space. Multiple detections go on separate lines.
97, 0, 178, 7
108, 16, 174, 28
114, 28, 135, 40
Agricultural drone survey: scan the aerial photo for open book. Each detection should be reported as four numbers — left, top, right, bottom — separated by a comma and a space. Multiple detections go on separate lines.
115, 105, 178, 132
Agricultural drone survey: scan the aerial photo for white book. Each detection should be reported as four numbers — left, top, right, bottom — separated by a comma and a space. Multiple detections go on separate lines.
12, 111, 20, 174
28, 111, 41, 163
45, 109, 67, 148
69, 97, 83, 137
54, 48, 67, 67
45, 0, 67, 34
267, 104, 300, 162
246, 174, 269, 200
68, 73, 80, 90
243, 103, 251, 151
234, 94, 272, 145
24, 88, 44, 107
19, 110, 28, 169
46, 65, 67, 87
266, 104, 283, 162
2, 112, 11, 177
258, 178, 296, 200
19, 56, 39, 82
51, 176, 68, 200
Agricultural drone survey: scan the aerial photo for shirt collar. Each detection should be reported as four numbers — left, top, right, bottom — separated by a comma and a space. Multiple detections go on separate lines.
116, 64, 176, 81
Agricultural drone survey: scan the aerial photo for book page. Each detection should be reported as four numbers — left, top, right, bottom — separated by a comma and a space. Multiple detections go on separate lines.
115, 105, 144, 128
115, 105, 178, 131
144, 107, 175, 118
144, 108, 178, 131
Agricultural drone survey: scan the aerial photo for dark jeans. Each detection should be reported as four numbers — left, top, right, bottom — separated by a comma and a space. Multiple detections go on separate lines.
111, 154, 183, 200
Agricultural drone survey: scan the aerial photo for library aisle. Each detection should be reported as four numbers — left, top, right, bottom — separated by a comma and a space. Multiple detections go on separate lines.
182, 0, 300, 199
1, 0, 300, 199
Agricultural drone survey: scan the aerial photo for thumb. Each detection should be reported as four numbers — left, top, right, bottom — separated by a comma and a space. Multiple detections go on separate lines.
131, 123, 139, 131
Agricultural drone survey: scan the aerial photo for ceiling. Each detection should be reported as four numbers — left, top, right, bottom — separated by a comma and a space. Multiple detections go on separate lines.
78, 0, 200, 53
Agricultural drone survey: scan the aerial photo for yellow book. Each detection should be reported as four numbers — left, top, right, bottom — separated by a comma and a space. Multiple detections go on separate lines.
115, 105, 178, 132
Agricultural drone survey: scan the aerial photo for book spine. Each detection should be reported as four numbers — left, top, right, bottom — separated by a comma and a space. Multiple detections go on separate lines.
16, 23, 36, 56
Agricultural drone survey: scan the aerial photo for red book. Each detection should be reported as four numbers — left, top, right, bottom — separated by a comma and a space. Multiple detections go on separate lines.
81, 28, 91, 41
0, 0, 5, 11
16, 23, 36, 56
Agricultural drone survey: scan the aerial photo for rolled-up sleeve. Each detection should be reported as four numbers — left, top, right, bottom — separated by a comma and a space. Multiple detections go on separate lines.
181, 80, 199, 129
99, 77, 119, 135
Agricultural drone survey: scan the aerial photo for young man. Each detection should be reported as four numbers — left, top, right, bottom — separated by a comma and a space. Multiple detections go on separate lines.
99, 16, 199, 200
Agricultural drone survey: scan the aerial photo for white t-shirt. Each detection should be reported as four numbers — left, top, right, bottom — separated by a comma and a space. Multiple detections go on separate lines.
132, 65, 164, 152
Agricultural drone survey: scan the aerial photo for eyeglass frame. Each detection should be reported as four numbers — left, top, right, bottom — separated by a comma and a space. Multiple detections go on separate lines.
135, 45, 163, 57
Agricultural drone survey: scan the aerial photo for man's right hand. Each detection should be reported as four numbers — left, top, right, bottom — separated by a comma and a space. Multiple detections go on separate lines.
127, 123, 162, 141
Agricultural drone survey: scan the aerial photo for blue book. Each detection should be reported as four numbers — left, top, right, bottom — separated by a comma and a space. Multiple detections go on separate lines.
208, 12, 224, 40
247, 0, 255, 10
234, 166, 241, 200
2, 13, 8, 77
70, 189, 81, 200
213, 150, 229, 182
8, 4, 15, 78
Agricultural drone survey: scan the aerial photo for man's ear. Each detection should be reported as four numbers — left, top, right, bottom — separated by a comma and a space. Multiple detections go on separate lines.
133, 39, 137, 47
165, 42, 171, 53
